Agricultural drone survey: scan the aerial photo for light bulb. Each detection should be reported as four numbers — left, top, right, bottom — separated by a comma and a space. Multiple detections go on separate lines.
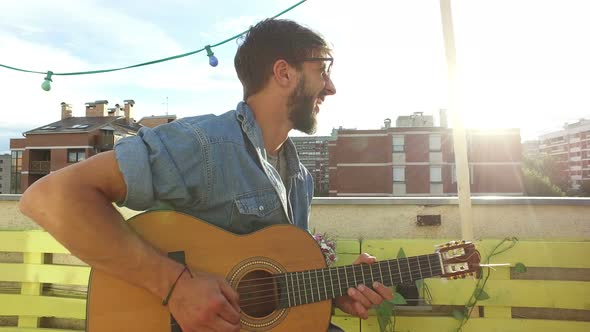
41, 71, 53, 91
205, 45, 218, 67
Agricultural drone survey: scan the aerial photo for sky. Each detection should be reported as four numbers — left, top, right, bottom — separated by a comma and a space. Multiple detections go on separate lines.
1, 0, 590, 154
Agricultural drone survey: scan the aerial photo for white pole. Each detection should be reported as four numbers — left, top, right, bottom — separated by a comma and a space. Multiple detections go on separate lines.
440, 0, 474, 240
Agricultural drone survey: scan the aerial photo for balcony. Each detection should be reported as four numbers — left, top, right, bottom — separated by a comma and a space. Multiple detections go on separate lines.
1, 195, 589, 331
98, 135, 115, 151
29, 160, 50, 174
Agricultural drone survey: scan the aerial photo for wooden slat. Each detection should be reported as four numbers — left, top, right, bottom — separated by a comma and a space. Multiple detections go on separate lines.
363, 239, 590, 268
0, 294, 86, 319
0, 263, 90, 286
425, 279, 590, 309
0, 232, 69, 254
361, 316, 590, 332
331, 316, 359, 332
336, 239, 360, 254
0, 328, 83, 332
18, 253, 44, 328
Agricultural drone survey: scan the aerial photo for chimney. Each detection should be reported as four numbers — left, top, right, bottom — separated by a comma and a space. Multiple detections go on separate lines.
124, 99, 135, 124
107, 103, 122, 117
61, 102, 73, 119
384, 118, 391, 129
85, 100, 109, 117
95, 100, 108, 116
439, 109, 448, 128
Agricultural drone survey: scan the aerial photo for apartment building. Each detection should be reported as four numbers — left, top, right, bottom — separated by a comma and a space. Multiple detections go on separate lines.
329, 115, 523, 196
539, 119, 590, 190
290, 136, 331, 196
9, 100, 142, 193
0, 154, 10, 194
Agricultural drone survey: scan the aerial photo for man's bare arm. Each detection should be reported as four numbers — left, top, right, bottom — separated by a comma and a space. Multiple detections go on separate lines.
18, 150, 182, 299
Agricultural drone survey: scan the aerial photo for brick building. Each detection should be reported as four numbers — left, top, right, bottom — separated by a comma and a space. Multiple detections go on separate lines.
329, 118, 523, 196
539, 119, 590, 190
290, 136, 331, 196
9, 100, 142, 193
138, 115, 177, 128
0, 154, 10, 194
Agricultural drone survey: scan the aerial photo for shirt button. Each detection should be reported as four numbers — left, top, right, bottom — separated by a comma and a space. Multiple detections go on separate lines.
258, 205, 264, 211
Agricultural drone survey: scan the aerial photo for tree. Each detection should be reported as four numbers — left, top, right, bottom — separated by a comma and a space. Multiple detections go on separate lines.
522, 168, 565, 196
523, 154, 569, 192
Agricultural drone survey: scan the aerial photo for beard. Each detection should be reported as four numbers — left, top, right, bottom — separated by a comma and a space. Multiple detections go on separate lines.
287, 78, 318, 135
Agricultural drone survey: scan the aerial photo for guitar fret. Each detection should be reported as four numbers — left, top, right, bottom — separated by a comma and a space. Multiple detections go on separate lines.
417, 257, 423, 279
290, 272, 297, 306
335, 267, 342, 296
322, 269, 329, 299
344, 265, 349, 290
397, 259, 403, 284
406, 258, 412, 281
378, 261, 384, 285
315, 269, 320, 302
329, 268, 335, 298
360, 264, 366, 285
308, 271, 309, 303
387, 260, 394, 284
285, 274, 291, 307
427, 255, 433, 276
296, 272, 302, 305
369, 264, 374, 284
309, 271, 315, 303
353, 265, 358, 286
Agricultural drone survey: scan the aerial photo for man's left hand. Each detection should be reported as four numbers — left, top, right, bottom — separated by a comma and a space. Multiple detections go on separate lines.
333, 253, 394, 319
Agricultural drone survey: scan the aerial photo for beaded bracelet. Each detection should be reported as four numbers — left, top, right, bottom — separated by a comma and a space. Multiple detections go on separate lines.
162, 264, 194, 306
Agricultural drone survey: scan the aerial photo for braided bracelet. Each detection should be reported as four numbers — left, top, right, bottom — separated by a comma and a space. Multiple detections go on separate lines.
162, 264, 194, 306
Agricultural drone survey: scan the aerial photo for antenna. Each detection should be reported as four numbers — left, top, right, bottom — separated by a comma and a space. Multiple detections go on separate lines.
162, 97, 169, 115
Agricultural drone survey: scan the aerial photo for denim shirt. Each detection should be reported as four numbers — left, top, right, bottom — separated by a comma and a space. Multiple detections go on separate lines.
114, 102, 314, 234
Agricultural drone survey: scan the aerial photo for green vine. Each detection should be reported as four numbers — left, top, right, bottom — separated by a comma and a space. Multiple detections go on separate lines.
376, 238, 527, 332
452, 237, 527, 331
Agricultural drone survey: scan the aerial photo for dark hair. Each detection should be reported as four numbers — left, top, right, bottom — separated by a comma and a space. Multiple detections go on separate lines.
234, 18, 331, 100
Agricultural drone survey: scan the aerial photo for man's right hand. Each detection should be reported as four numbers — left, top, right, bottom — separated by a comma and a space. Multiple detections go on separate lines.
167, 268, 241, 332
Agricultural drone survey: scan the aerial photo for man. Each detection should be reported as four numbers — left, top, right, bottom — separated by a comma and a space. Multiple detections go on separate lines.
19, 18, 392, 331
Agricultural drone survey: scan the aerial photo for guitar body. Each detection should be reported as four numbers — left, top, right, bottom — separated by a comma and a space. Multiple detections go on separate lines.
86, 211, 331, 332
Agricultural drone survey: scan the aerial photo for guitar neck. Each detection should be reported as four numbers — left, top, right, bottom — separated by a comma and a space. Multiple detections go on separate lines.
277, 253, 443, 308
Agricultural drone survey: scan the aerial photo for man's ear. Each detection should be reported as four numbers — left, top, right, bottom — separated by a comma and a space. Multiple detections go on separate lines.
273, 59, 294, 87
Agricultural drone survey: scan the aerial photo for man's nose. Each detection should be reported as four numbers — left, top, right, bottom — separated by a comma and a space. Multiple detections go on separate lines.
324, 76, 336, 95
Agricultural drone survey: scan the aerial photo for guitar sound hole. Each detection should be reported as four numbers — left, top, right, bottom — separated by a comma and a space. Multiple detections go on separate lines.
238, 270, 277, 318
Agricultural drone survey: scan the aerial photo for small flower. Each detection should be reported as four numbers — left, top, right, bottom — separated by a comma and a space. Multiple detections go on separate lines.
313, 232, 338, 267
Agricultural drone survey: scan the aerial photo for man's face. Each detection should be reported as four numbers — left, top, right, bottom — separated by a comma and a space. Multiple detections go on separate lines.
287, 76, 318, 134
288, 58, 336, 134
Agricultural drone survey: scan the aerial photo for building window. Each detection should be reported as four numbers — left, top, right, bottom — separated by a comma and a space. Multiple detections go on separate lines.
452, 165, 474, 184
429, 135, 441, 151
393, 167, 405, 182
11, 150, 23, 194
393, 136, 405, 152
430, 166, 442, 183
68, 149, 86, 163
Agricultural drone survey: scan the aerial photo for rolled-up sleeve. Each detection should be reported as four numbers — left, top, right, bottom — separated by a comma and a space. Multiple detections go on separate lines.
114, 120, 207, 211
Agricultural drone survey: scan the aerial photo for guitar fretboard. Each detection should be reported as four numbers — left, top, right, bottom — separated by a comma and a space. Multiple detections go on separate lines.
275, 253, 442, 308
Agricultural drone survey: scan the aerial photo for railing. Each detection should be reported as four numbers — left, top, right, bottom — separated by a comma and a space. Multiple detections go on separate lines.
29, 161, 50, 174
1, 231, 589, 331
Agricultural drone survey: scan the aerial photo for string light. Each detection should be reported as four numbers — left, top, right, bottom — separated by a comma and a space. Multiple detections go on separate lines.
205, 45, 218, 67
0, 0, 307, 91
41, 71, 53, 91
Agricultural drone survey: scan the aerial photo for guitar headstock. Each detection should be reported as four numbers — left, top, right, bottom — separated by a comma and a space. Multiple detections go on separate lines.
435, 240, 480, 279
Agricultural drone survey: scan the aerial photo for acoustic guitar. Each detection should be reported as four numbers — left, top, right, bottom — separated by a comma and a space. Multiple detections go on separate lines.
86, 210, 480, 331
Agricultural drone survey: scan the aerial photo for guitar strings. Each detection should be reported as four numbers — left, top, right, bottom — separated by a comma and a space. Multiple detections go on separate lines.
234, 263, 447, 306
235, 254, 443, 291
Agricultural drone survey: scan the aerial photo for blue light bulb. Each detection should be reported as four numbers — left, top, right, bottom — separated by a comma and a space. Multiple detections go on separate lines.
208, 55, 218, 67
205, 45, 218, 67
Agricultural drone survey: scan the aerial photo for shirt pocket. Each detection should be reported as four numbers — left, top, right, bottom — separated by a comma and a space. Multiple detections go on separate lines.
234, 188, 281, 218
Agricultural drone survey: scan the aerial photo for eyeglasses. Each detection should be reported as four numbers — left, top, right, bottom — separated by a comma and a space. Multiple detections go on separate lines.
294, 57, 334, 79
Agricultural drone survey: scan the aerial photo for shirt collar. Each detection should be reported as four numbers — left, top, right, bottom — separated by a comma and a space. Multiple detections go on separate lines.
235, 101, 302, 177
